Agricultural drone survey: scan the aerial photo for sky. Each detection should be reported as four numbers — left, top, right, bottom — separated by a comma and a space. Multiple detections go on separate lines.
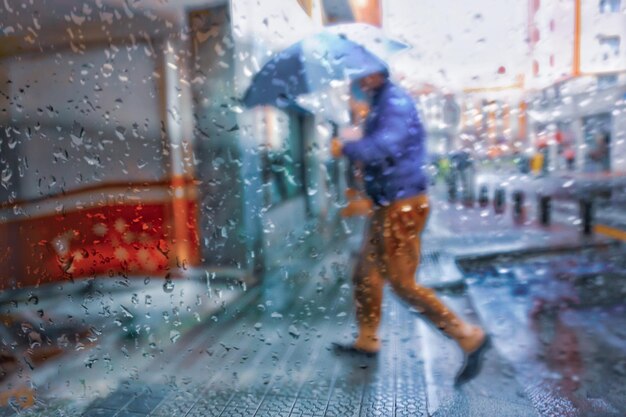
383, 0, 528, 91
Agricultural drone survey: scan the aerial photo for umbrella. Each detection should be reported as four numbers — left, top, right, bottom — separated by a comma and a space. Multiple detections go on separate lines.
325, 23, 410, 61
295, 80, 352, 125
242, 32, 388, 109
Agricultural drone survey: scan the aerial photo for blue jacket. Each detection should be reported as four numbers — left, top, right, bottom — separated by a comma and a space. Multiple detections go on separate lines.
342, 80, 428, 206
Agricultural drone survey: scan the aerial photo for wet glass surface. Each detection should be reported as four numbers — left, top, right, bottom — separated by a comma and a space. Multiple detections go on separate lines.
1, 0, 626, 416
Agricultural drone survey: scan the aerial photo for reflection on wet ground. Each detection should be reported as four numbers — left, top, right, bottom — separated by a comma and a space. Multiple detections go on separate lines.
460, 244, 626, 416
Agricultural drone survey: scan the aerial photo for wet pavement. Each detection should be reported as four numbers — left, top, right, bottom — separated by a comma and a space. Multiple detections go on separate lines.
1, 246, 536, 417
1, 190, 625, 416
459, 246, 626, 416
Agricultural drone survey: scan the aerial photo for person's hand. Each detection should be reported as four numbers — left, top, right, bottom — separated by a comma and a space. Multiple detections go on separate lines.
331, 138, 343, 158
339, 125, 362, 141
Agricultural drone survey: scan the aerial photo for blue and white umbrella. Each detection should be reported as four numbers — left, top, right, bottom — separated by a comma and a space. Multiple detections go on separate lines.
242, 32, 389, 109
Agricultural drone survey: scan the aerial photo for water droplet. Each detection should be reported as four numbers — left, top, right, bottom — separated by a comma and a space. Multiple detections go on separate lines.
115, 126, 126, 141
70, 133, 83, 146
1, 167, 13, 188
70, 11, 85, 25
163, 279, 175, 293
101, 63, 114, 77
288, 325, 300, 338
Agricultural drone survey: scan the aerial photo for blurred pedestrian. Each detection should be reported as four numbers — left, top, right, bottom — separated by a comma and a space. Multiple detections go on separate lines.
438, 156, 451, 183
331, 71, 489, 385
450, 150, 475, 206
517, 153, 531, 174
564, 147, 575, 171
530, 151, 544, 175
587, 132, 610, 173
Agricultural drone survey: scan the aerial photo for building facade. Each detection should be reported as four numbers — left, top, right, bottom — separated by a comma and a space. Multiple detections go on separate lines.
0, 0, 351, 291
526, 0, 626, 173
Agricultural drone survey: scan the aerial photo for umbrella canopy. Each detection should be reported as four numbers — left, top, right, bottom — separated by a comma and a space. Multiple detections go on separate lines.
243, 32, 388, 109
325, 23, 410, 61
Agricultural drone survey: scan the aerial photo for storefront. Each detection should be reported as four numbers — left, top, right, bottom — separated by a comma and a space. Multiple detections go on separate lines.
526, 75, 626, 174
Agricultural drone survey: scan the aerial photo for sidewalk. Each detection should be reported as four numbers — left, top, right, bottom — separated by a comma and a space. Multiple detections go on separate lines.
0, 214, 540, 417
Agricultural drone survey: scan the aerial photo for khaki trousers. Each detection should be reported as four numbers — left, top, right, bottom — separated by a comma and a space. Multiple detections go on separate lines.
353, 194, 467, 345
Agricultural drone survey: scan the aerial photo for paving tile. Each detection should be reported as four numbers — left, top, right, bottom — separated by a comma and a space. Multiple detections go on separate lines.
114, 411, 145, 417
81, 408, 118, 417
256, 395, 294, 412
0, 408, 14, 417
219, 407, 256, 417
90, 392, 136, 410
124, 395, 163, 414
290, 398, 327, 415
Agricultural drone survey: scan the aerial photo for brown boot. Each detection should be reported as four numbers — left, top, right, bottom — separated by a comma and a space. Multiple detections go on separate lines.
332, 338, 379, 357
455, 327, 491, 386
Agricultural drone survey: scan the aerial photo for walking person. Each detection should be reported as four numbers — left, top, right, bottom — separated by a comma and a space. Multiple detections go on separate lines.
564, 147, 576, 171
331, 70, 490, 385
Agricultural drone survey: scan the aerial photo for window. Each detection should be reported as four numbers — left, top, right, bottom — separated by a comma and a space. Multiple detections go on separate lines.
553, 82, 562, 100
598, 36, 620, 60
597, 73, 618, 89
262, 111, 305, 206
599, 0, 621, 13
538, 89, 550, 109
531, 28, 540, 43
533, 0, 541, 12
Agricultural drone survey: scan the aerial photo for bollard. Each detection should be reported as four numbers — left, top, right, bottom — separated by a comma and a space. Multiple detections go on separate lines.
448, 184, 457, 202
478, 184, 489, 207
494, 187, 506, 214
512, 190, 525, 223
462, 187, 475, 207
539, 195, 551, 226
580, 199, 594, 236
461, 169, 475, 207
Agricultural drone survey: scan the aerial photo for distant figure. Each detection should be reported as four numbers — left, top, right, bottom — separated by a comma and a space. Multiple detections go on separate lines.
564, 147, 576, 171
331, 71, 489, 385
517, 153, 531, 174
450, 150, 475, 205
530, 152, 544, 175
438, 156, 451, 183
587, 132, 610, 173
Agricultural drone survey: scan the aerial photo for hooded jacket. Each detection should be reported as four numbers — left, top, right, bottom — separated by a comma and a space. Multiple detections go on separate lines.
342, 80, 428, 206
